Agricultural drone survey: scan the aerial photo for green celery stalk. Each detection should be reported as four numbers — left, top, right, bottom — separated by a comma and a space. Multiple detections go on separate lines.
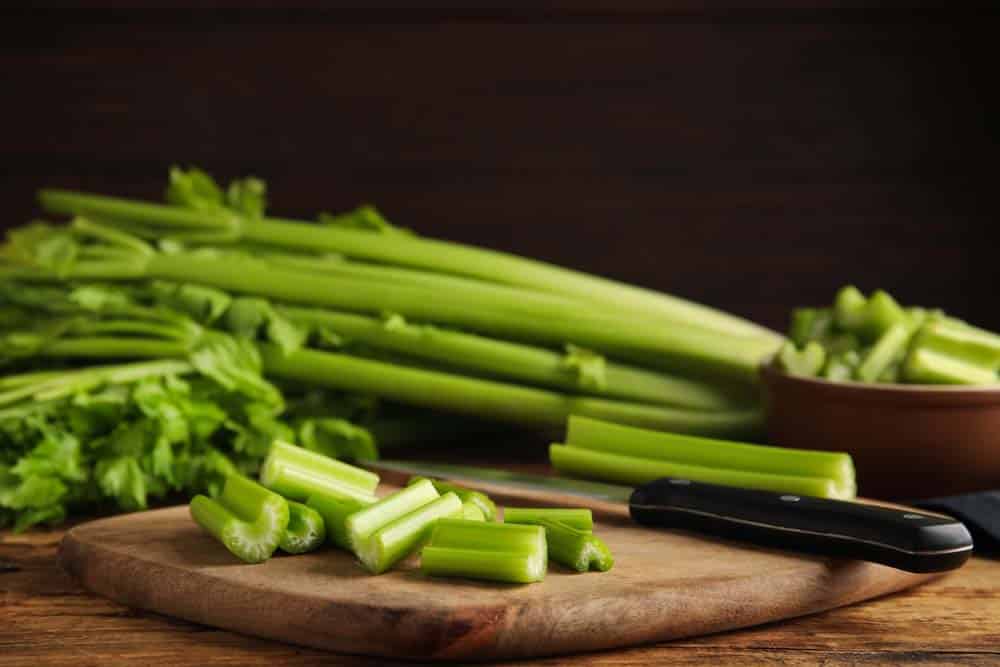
357, 492, 463, 574
135, 252, 778, 382
279, 500, 326, 554
502, 507, 593, 531
421, 519, 547, 583
565, 415, 855, 491
345, 478, 439, 552
834, 285, 867, 332
282, 306, 743, 410
24, 334, 764, 437
462, 502, 486, 521
260, 345, 764, 438
189, 475, 290, 564
774, 341, 826, 377
822, 353, 857, 381
911, 319, 1000, 371
550, 444, 851, 499
535, 518, 614, 572
259, 440, 379, 502
901, 347, 998, 385
855, 323, 911, 383
38, 189, 782, 343
407, 476, 497, 521
860, 290, 907, 341
788, 308, 832, 347
306, 493, 376, 549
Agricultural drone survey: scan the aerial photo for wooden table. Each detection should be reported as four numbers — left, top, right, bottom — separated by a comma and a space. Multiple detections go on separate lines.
3, 521, 998, 666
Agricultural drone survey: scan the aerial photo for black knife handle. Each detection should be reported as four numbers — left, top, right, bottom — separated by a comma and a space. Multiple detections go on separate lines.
629, 478, 973, 573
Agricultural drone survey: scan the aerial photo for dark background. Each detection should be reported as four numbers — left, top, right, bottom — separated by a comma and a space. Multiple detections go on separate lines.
2, 8, 996, 332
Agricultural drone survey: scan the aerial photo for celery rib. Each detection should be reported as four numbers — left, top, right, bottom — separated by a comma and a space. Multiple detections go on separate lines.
550, 444, 850, 500
189, 475, 289, 564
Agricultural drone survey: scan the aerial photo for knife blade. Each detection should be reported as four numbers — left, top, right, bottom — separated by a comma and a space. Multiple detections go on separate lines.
368, 459, 973, 573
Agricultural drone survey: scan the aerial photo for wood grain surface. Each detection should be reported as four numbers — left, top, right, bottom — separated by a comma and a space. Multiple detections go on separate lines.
56, 482, 938, 662
2, 520, 998, 666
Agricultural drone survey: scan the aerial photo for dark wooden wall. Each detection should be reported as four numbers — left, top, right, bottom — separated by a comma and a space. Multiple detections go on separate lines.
2, 9, 995, 331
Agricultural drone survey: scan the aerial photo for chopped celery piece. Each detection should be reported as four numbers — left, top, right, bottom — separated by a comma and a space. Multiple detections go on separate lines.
822, 352, 858, 381
407, 476, 497, 521
565, 416, 855, 491
421, 519, 547, 583
550, 444, 851, 499
279, 501, 326, 554
358, 492, 463, 574
536, 518, 613, 572
260, 440, 379, 502
860, 290, 906, 341
775, 341, 825, 377
189, 475, 289, 564
463, 502, 486, 521
307, 493, 376, 549
429, 518, 546, 552
260, 346, 765, 439
901, 347, 998, 385
820, 333, 860, 356
834, 285, 867, 332
345, 478, 439, 552
788, 308, 832, 347
855, 323, 911, 383
912, 319, 1000, 371
502, 507, 593, 532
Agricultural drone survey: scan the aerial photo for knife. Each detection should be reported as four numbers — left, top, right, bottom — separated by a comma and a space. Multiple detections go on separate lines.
367, 460, 973, 574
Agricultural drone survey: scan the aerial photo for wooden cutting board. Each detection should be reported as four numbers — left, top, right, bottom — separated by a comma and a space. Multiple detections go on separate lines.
58, 485, 941, 662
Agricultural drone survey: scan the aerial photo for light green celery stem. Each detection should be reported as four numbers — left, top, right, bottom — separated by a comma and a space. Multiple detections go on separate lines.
536, 518, 614, 573
189, 475, 290, 564
420, 546, 546, 584
860, 290, 907, 341
0, 358, 194, 408
502, 507, 593, 531
259, 440, 379, 501
912, 320, 1000, 371
565, 415, 855, 491
345, 479, 439, 552
138, 253, 776, 381
550, 444, 850, 499
281, 306, 741, 410
36, 337, 189, 359
462, 503, 486, 521
428, 518, 546, 553
407, 476, 497, 521
307, 494, 376, 549
38, 189, 781, 343
422, 519, 547, 583
279, 501, 326, 554
774, 341, 826, 378
855, 323, 911, 383
834, 285, 867, 332
24, 334, 763, 436
259, 345, 764, 438
18, 249, 778, 381
358, 492, 463, 574
901, 347, 998, 385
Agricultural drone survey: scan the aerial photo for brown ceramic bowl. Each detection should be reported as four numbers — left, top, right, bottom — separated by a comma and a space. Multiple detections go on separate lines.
761, 364, 1000, 500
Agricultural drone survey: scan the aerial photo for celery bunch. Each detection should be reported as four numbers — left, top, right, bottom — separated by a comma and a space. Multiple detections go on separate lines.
1, 166, 784, 529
